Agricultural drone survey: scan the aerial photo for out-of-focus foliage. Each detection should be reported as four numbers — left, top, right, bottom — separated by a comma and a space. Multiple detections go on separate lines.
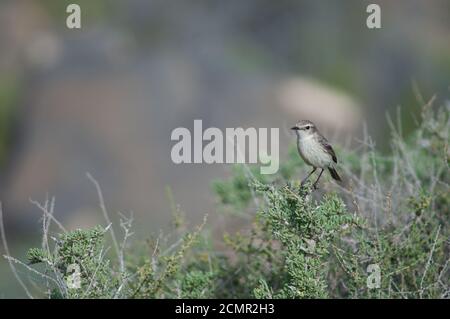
27, 226, 119, 298
0, 77, 19, 167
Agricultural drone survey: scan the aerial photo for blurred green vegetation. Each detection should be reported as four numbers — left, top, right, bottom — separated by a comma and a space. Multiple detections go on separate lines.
41, 0, 114, 24
0, 76, 20, 167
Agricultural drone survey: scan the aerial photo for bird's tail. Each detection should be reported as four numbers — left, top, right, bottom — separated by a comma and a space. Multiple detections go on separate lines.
328, 167, 342, 182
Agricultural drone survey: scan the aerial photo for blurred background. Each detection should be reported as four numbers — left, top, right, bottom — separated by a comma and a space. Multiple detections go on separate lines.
0, 0, 449, 297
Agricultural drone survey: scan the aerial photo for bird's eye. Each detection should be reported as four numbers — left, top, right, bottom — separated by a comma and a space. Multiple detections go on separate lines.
305, 126, 310, 130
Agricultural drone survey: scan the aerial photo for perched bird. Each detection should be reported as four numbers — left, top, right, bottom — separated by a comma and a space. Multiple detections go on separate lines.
291, 120, 341, 189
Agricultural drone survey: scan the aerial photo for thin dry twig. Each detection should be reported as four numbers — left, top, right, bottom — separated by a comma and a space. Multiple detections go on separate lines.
419, 225, 441, 298
86, 173, 121, 266
0, 202, 34, 298
30, 198, 67, 233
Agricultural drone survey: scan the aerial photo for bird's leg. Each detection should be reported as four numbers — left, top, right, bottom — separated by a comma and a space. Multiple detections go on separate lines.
312, 169, 324, 189
301, 167, 317, 187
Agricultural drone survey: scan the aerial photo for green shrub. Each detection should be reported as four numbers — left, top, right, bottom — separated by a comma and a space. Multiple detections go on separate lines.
3, 99, 449, 299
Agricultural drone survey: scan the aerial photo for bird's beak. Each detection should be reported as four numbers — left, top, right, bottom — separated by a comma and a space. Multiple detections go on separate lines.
291, 126, 299, 130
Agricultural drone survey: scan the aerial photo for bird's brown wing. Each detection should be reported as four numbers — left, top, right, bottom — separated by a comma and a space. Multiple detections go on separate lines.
318, 134, 337, 163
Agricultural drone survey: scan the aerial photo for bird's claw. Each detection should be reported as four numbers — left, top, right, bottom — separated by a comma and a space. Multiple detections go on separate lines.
300, 181, 318, 192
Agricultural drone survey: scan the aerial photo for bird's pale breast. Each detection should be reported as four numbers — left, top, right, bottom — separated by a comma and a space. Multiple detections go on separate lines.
297, 135, 332, 168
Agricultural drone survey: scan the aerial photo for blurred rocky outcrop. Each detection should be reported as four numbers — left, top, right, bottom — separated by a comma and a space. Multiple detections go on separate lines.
277, 77, 362, 132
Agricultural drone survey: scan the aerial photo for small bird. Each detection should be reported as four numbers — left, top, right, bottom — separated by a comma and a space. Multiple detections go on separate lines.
291, 120, 341, 189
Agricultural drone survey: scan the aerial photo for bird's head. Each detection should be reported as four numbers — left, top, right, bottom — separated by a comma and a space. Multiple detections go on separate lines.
291, 120, 317, 138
